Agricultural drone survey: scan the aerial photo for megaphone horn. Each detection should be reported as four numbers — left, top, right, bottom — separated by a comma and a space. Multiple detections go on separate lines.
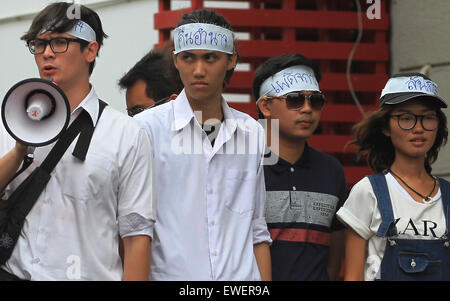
1, 78, 70, 147
25, 89, 56, 121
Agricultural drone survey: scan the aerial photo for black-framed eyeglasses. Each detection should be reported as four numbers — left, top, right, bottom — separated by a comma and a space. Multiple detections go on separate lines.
264, 92, 326, 111
127, 96, 170, 117
390, 113, 439, 131
27, 37, 89, 55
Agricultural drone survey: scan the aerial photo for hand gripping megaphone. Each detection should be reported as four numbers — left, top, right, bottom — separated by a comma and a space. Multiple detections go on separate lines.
1, 78, 70, 146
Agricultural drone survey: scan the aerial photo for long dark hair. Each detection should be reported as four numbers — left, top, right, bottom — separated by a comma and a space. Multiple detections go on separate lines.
351, 100, 448, 174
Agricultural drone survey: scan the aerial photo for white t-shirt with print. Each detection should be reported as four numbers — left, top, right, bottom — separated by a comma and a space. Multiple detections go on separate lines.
336, 173, 444, 281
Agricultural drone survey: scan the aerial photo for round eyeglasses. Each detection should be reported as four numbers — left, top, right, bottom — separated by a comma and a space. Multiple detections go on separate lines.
390, 113, 439, 131
263, 92, 326, 111
27, 37, 89, 55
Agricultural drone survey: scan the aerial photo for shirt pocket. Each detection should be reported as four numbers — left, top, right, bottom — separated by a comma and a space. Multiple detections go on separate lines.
57, 153, 114, 202
224, 169, 256, 215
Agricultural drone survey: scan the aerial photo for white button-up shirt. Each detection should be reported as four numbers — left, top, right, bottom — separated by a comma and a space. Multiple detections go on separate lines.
0, 87, 156, 280
136, 89, 271, 281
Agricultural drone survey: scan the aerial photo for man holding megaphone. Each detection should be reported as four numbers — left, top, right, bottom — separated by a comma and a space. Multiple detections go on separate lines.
0, 2, 156, 281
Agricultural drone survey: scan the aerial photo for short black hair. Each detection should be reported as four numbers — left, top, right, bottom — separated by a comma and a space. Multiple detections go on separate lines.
390, 71, 432, 80
119, 47, 183, 101
21, 2, 107, 75
175, 9, 237, 85
253, 53, 322, 118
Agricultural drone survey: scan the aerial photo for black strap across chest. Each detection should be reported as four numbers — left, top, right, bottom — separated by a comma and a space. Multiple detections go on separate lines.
0, 100, 107, 266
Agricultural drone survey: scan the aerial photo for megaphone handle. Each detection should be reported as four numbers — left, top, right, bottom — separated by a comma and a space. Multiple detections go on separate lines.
0, 155, 34, 198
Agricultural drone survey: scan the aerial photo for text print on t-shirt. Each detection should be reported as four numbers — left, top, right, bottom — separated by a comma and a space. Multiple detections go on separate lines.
392, 217, 441, 238
265, 191, 338, 227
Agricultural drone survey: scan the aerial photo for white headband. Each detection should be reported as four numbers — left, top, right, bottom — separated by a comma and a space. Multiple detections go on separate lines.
259, 65, 320, 98
173, 23, 234, 55
381, 76, 438, 98
39, 20, 96, 42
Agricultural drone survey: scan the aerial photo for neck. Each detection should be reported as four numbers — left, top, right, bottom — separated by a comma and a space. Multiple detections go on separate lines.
266, 119, 307, 164
61, 81, 91, 113
390, 152, 429, 179
54, 71, 91, 113
188, 94, 223, 124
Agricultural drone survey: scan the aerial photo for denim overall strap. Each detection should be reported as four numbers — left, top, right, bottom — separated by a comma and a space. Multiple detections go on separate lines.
367, 174, 397, 237
438, 178, 450, 235
375, 176, 450, 281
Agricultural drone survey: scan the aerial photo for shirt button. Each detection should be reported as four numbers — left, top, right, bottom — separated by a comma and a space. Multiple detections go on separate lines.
31, 258, 40, 264
208, 188, 213, 194
290, 167, 295, 172
213, 251, 218, 256
210, 220, 215, 225
292, 186, 297, 191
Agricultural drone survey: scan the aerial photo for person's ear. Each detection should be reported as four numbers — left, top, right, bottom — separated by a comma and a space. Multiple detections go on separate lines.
84, 41, 99, 63
173, 53, 179, 70
227, 52, 238, 71
382, 126, 391, 137
167, 94, 178, 102
257, 96, 272, 119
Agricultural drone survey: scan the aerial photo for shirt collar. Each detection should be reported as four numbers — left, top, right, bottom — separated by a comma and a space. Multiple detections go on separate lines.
72, 85, 100, 127
172, 89, 195, 131
268, 142, 311, 173
172, 89, 250, 134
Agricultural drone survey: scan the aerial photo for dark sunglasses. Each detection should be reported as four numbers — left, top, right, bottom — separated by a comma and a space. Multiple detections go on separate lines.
127, 96, 170, 117
264, 92, 326, 111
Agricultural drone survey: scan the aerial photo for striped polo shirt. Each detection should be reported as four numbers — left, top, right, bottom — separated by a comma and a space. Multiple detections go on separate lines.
264, 144, 347, 280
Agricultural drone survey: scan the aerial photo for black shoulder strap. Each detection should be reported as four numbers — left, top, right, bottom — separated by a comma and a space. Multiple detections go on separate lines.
438, 178, 450, 234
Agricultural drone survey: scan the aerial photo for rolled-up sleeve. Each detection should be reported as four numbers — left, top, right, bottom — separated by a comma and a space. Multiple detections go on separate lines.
252, 126, 272, 245
119, 212, 154, 238
117, 126, 156, 239
336, 177, 377, 240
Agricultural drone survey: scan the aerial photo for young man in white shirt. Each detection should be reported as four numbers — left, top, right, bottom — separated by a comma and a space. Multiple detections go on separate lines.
0, 2, 155, 280
136, 9, 272, 281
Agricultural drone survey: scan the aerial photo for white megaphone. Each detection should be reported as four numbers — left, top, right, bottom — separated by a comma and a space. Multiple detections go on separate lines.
1, 78, 70, 146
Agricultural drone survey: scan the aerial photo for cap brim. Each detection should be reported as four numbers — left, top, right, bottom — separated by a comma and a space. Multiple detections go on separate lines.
380, 92, 447, 108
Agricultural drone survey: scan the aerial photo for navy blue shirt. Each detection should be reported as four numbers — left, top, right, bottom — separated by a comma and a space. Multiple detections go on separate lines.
264, 143, 347, 280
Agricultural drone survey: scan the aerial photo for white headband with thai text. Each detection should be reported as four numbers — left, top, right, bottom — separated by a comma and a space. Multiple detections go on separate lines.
173, 23, 234, 54
381, 76, 438, 98
39, 20, 96, 42
259, 65, 320, 98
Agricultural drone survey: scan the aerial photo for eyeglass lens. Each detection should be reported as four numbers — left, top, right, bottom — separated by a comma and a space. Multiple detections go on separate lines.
28, 38, 70, 54
396, 113, 438, 131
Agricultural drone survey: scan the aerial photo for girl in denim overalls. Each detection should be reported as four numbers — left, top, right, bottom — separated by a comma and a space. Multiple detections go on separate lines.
337, 72, 449, 281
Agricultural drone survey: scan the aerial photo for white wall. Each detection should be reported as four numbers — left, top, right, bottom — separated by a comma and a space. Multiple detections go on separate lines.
391, 0, 450, 179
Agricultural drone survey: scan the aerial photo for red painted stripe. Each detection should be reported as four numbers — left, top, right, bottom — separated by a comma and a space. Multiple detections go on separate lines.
270, 228, 331, 246
155, 9, 390, 31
